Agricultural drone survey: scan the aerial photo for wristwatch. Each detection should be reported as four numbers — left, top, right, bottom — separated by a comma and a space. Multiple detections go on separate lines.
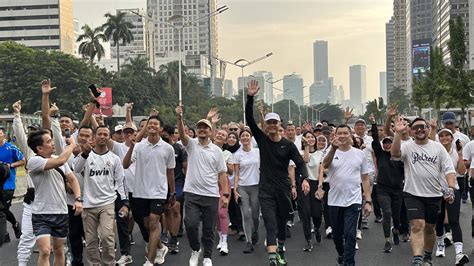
75, 197, 83, 203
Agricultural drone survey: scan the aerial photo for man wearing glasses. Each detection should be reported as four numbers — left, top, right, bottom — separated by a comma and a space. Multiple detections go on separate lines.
228, 123, 240, 134
391, 117, 456, 266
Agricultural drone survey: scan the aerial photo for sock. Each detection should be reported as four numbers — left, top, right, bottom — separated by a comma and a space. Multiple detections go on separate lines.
413, 255, 423, 263
268, 252, 277, 260
437, 236, 444, 246
423, 251, 432, 261
218, 232, 223, 243
454, 242, 463, 254
222, 234, 227, 243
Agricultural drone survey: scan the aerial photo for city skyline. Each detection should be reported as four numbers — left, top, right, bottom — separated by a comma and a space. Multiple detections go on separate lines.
73, 0, 392, 104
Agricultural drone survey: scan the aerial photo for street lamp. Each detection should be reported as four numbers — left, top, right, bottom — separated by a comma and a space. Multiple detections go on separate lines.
129, 6, 229, 106
217, 52, 273, 124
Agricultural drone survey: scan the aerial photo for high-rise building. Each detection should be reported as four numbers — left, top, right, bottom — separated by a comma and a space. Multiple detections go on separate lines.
309, 82, 330, 105
406, 0, 432, 94
237, 71, 272, 103
470, 0, 474, 69
0, 0, 75, 54
338, 85, 345, 105
380, 72, 387, 103
313, 40, 328, 84
283, 74, 304, 106
111, 9, 147, 61
386, 17, 396, 100
349, 65, 366, 114
394, 0, 407, 91
224, 79, 233, 99
433, 0, 470, 66
73, 18, 80, 57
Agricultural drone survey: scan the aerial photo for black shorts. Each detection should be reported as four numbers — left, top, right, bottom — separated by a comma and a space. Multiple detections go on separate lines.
2, 189, 14, 209
132, 198, 166, 217
32, 213, 69, 238
403, 192, 442, 224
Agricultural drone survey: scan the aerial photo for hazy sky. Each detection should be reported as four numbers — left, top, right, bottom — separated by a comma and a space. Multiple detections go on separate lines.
74, 0, 393, 103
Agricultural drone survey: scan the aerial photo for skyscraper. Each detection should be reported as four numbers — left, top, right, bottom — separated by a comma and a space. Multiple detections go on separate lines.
237, 71, 273, 103
283, 74, 304, 106
379, 72, 387, 103
0, 0, 75, 54
224, 79, 233, 99
349, 65, 366, 114
313, 40, 328, 84
394, 0, 407, 91
111, 9, 147, 60
386, 17, 395, 101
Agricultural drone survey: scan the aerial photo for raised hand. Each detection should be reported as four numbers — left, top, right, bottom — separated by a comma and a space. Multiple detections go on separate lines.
125, 102, 134, 111
41, 79, 56, 94
394, 116, 408, 134
175, 105, 183, 117
207, 107, 218, 120
257, 101, 264, 114
211, 113, 220, 124
344, 107, 353, 121
302, 122, 312, 132
50, 103, 59, 117
149, 108, 159, 117
12, 100, 21, 114
247, 80, 260, 96
368, 113, 375, 124
430, 118, 437, 129
387, 104, 398, 117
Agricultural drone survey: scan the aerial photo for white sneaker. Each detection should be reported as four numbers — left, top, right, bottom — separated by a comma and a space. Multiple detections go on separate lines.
154, 245, 169, 265
444, 232, 454, 246
189, 249, 202, 266
436, 244, 445, 257
216, 238, 222, 250
356, 229, 362, 240
219, 241, 228, 255
355, 242, 359, 250
455, 253, 469, 265
326, 227, 332, 238
143, 257, 153, 266
203, 258, 213, 266
117, 255, 133, 265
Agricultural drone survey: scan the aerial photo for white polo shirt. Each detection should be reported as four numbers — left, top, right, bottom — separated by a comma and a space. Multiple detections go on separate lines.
184, 138, 227, 197
131, 138, 176, 199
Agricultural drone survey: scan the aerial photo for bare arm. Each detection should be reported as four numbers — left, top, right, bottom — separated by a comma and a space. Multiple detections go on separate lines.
233, 164, 240, 190
122, 143, 134, 169
44, 141, 76, 170
361, 173, 372, 201
176, 106, 190, 147
218, 171, 229, 194
167, 168, 175, 194
227, 163, 234, 176
322, 146, 337, 169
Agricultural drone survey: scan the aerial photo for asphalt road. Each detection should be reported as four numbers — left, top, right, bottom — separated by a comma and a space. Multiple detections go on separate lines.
0, 201, 472, 266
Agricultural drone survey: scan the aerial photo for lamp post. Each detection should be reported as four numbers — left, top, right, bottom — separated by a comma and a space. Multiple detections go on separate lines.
217, 53, 273, 124
129, 6, 228, 106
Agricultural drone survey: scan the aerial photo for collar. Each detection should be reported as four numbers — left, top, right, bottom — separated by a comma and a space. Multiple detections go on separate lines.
146, 138, 162, 147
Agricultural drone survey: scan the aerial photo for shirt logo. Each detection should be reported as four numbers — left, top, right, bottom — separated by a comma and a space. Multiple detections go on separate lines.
281, 146, 286, 149
89, 168, 110, 177
334, 156, 339, 160
411, 152, 438, 165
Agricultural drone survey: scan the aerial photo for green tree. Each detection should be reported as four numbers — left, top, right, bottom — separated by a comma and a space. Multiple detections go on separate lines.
389, 87, 412, 114
76, 24, 106, 64
102, 12, 134, 75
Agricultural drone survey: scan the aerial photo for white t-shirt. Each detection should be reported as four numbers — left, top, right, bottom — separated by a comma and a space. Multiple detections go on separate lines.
440, 146, 461, 190
234, 148, 260, 186
463, 140, 474, 163
395, 140, 455, 197
435, 131, 470, 146
361, 134, 375, 174
131, 138, 176, 199
184, 138, 227, 197
300, 150, 324, 181
28, 156, 72, 214
112, 141, 136, 193
327, 147, 368, 207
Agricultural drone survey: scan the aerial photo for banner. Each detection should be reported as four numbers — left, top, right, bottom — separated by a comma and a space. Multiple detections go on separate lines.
94, 87, 113, 117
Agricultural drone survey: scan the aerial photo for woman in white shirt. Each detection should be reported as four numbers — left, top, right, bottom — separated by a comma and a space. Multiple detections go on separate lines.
434, 128, 469, 264
299, 131, 326, 252
233, 128, 260, 254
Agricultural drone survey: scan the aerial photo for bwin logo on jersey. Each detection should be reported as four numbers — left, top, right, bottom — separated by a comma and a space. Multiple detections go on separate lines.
89, 168, 110, 176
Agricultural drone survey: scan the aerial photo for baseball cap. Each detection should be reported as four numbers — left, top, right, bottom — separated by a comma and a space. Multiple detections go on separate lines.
114, 125, 124, 133
27, 124, 41, 130
315, 122, 323, 127
123, 123, 137, 132
264, 113, 281, 122
196, 119, 212, 129
355, 119, 366, 125
442, 112, 456, 124
321, 126, 332, 134
382, 137, 393, 144
437, 128, 453, 136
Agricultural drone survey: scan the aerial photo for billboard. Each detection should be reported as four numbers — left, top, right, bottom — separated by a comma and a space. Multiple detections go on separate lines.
93, 87, 113, 117
412, 39, 430, 75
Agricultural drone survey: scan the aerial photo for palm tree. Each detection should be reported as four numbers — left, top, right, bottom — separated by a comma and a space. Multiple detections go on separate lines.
158, 61, 187, 90
76, 24, 106, 64
122, 56, 155, 75
102, 12, 134, 75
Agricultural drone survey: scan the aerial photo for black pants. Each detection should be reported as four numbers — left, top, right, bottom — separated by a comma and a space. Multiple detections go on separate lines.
0, 209, 6, 247
377, 185, 403, 238
372, 184, 382, 218
115, 197, 131, 256
129, 193, 149, 243
329, 204, 361, 265
68, 204, 84, 266
322, 182, 331, 229
184, 192, 219, 258
297, 179, 322, 241
260, 187, 292, 246
228, 188, 243, 232
436, 190, 462, 242
2, 189, 17, 226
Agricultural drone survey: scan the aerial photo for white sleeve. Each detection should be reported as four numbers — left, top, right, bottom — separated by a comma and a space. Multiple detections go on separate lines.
27, 156, 47, 173
73, 155, 87, 173
360, 152, 369, 175
12, 115, 32, 159
51, 118, 65, 156
114, 156, 127, 201
216, 149, 227, 174
166, 146, 176, 169
463, 142, 473, 161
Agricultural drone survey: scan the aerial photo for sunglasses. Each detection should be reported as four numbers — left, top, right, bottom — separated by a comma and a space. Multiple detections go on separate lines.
229, 128, 239, 131
411, 124, 427, 131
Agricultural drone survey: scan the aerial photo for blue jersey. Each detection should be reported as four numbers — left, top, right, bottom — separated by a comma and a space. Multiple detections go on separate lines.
0, 142, 24, 190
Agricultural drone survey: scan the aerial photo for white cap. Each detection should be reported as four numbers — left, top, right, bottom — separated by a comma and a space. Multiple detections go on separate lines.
123, 123, 137, 132
437, 128, 453, 136
114, 125, 124, 132
196, 119, 212, 128
264, 112, 281, 122
315, 122, 323, 127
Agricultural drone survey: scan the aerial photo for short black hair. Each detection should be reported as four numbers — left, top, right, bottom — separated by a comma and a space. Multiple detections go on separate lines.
0, 127, 5, 134
335, 124, 352, 133
147, 115, 163, 127
0, 163, 10, 186
78, 125, 95, 134
60, 113, 75, 121
162, 125, 175, 136
27, 129, 51, 153
96, 125, 110, 135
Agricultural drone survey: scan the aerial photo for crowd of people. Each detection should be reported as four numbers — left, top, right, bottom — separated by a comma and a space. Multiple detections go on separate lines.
0, 79, 473, 266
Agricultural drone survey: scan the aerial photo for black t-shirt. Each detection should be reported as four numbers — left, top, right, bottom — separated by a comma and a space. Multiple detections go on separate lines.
172, 142, 187, 187
245, 95, 309, 192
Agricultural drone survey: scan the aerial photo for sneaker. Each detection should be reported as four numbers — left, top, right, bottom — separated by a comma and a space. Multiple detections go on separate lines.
375, 216, 383, 223
169, 240, 179, 254
355, 242, 359, 250
243, 242, 254, 254
326, 227, 332, 239
154, 245, 169, 264
203, 258, 213, 266
13, 222, 21, 239
455, 253, 469, 265
219, 241, 228, 255
383, 241, 392, 253
392, 227, 400, 245
303, 240, 313, 252
276, 250, 287, 265
361, 218, 369, 229
401, 233, 410, 242
314, 229, 321, 243
444, 232, 453, 247
411, 260, 423, 266
216, 237, 222, 250
117, 255, 133, 265
336, 255, 343, 266
423, 260, 433, 266
189, 249, 202, 266
286, 221, 294, 228
161, 232, 169, 245
251, 231, 259, 245
238, 231, 246, 241
436, 244, 445, 257
269, 258, 278, 266
143, 257, 153, 266
356, 229, 362, 240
